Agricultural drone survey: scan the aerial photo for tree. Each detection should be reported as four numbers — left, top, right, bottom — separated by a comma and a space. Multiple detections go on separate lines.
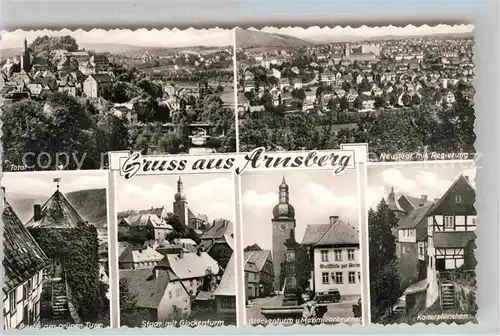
369, 200, 402, 322
30, 35, 78, 54
119, 278, 149, 327
374, 96, 385, 109
339, 96, 349, 111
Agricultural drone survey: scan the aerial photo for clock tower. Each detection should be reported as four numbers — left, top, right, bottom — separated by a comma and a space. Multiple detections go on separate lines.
271, 176, 296, 292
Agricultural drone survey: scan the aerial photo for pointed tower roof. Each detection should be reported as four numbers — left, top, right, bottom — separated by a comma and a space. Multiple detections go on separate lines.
3, 200, 49, 293
25, 189, 87, 229
386, 187, 405, 212
174, 176, 187, 202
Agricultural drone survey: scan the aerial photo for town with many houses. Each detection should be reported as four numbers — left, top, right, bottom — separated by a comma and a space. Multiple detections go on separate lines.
237, 37, 474, 115
1, 36, 235, 170
117, 177, 236, 326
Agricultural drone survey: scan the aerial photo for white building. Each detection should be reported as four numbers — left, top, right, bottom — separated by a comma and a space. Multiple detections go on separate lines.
302, 216, 361, 297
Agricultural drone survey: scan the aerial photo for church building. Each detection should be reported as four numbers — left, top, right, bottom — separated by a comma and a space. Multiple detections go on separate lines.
172, 177, 209, 233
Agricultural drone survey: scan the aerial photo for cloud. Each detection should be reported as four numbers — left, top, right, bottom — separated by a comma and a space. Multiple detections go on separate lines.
242, 181, 358, 249
243, 190, 276, 208
259, 24, 474, 41
1, 28, 233, 49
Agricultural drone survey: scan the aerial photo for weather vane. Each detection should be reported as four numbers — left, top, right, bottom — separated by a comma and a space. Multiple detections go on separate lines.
53, 177, 61, 190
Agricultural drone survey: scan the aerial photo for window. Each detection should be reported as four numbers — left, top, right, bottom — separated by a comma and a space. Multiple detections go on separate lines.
444, 216, 455, 229
321, 250, 329, 262
358, 272, 361, 282
347, 249, 355, 261
334, 250, 342, 261
168, 291, 172, 299
402, 246, 406, 254
347, 272, 356, 284
334, 272, 343, 284
221, 297, 235, 309
430, 257, 434, 270
9, 291, 16, 314
455, 195, 462, 204
286, 250, 295, 262
322, 272, 329, 284
23, 284, 28, 300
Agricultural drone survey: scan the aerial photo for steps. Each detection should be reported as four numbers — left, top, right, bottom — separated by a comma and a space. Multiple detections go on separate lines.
441, 282, 455, 309
52, 281, 69, 320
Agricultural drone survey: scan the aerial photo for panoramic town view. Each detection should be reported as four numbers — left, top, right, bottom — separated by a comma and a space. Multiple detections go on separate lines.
0, 28, 236, 171
367, 162, 477, 325
115, 174, 237, 327
235, 25, 475, 161
240, 171, 362, 326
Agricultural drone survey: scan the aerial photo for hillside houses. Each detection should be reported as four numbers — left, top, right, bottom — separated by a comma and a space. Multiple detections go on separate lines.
237, 36, 474, 116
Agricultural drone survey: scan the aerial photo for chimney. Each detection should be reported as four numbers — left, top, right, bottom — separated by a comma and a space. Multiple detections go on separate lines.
420, 195, 427, 206
197, 247, 202, 256
329, 216, 339, 226
34, 204, 42, 222
178, 249, 184, 259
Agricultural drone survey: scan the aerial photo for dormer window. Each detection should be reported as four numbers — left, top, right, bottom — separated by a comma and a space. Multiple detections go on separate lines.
455, 195, 462, 204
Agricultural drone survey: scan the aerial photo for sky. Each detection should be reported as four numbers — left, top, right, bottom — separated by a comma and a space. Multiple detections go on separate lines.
255, 24, 474, 41
0, 28, 234, 49
2, 171, 106, 197
240, 169, 359, 250
116, 173, 235, 222
367, 161, 477, 211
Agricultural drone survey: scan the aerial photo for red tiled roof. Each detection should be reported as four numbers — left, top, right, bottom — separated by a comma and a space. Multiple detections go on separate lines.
3, 201, 49, 293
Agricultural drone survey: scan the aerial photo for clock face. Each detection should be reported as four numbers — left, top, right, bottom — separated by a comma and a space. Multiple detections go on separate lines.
280, 223, 287, 231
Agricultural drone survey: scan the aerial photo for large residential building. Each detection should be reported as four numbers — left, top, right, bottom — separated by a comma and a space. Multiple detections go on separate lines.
426, 174, 477, 309
3, 188, 50, 329
302, 216, 361, 297
83, 74, 113, 98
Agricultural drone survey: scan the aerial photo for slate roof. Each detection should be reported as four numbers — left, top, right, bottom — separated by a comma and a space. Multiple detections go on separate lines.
433, 231, 476, 248
159, 251, 219, 280
213, 253, 236, 296
88, 74, 113, 84
244, 250, 271, 272
120, 268, 178, 309
25, 189, 87, 229
200, 219, 234, 252
119, 246, 165, 264
398, 204, 434, 229
3, 201, 49, 293
302, 220, 359, 246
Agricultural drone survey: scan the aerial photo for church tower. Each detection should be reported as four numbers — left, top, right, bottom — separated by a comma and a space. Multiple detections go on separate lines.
344, 42, 351, 59
173, 177, 188, 227
271, 176, 296, 292
21, 38, 31, 72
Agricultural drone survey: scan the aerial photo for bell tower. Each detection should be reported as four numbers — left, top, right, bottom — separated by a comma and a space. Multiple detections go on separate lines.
271, 176, 296, 292
173, 177, 188, 227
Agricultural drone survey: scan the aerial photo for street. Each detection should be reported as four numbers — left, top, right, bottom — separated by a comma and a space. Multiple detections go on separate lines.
246, 295, 361, 325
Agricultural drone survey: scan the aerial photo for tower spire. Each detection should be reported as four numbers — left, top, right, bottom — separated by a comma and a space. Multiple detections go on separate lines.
53, 177, 61, 191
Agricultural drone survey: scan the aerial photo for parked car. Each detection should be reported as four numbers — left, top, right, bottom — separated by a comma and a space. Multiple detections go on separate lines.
315, 289, 341, 303
352, 298, 362, 317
